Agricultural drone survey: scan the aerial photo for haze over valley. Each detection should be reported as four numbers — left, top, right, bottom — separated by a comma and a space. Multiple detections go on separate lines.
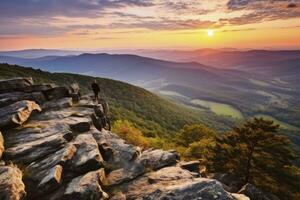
1, 49, 299, 132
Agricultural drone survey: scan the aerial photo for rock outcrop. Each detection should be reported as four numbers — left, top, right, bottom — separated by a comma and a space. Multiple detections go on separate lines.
0, 100, 41, 130
0, 77, 254, 200
0, 164, 26, 200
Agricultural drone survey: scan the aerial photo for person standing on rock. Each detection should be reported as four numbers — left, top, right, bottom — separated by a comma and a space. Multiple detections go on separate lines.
91, 80, 100, 102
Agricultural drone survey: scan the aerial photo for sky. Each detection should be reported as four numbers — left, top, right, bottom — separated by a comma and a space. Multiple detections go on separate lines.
0, 0, 300, 50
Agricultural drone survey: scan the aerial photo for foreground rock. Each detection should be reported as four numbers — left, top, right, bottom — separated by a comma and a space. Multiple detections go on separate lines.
0, 77, 33, 93
0, 91, 46, 107
0, 165, 26, 200
0, 77, 253, 200
68, 134, 104, 174
0, 100, 41, 130
62, 169, 108, 200
106, 148, 179, 186
115, 166, 235, 200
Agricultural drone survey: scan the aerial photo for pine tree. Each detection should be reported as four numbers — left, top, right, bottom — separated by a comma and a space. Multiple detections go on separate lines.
212, 117, 299, 199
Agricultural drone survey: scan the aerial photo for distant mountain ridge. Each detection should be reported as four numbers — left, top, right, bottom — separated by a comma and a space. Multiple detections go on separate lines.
0, 50, 299, 133
0, 49, 82, 58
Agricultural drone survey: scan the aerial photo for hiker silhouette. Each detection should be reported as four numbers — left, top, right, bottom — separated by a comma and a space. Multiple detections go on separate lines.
91, 80, 100, 102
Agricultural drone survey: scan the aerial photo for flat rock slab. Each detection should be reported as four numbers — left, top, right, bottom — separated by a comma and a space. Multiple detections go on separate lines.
139, 149, 179, 170
4, 131, 72, 164
42, 97, 73, 111
0, 77, 33, 93
0, 165, 26, 200
62, 169, 108, 200
43, 87, 70, 101
33, 107, 94, 121
121, 166, 235, 200
0, 91, 45, 108
4, 119, 72, 147
0, 100, 41, 130
24, 145, 77, 197
106, 149, 179, 186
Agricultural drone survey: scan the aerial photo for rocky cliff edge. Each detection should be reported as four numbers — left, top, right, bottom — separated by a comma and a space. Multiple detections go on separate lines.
0, 77, 250, 200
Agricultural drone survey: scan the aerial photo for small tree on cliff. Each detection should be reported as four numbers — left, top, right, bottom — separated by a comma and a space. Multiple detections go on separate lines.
212, 117, 297, 185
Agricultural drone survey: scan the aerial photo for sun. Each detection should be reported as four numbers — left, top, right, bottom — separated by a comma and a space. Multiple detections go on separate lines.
207, 29, 214, 37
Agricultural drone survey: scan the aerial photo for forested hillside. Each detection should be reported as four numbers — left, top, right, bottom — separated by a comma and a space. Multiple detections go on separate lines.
0, 63, 235, 139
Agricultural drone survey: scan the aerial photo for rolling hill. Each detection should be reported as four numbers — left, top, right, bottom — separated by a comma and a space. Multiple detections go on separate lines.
0, 63, 236, 138
1, 52, 299, 130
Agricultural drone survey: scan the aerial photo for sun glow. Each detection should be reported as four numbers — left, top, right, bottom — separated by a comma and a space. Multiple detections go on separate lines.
207, 29, 214, 37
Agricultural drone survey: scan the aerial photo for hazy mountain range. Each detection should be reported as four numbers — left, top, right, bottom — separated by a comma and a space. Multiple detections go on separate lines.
0, 49, 299, 136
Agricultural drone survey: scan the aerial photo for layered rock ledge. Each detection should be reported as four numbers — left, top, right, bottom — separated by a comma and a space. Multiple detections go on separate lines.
0, 77, 250, 200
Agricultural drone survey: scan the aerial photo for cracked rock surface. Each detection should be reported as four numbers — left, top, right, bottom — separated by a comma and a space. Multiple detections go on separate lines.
0, 78, 245, 200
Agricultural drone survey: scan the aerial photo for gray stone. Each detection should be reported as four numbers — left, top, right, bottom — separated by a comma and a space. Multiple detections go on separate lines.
106, 149, 179, 186
22, 84, 55, 93
4, 119, 72, 148
33, 107, 94, 121
0, 164, 26, 200
43, 86, 70, 101
139, 149, 179, 170
0, 100, 41, 130
69, 134, 104, 174
69, 117, 91, 133
92, 130, 140, 170
0, 77, 33, 93
0, 91, 46, 107
41, 97, 73, 111
4, 131, 72, 164
23, 144, 77, 198
122, 166, 235, 200
37, 165, 63, 194
63, 169, 108, 200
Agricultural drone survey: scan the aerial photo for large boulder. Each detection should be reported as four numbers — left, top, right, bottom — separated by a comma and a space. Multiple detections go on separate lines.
62, 169, 108, 200
106, 149, 179, 186
92, 130, 140, 169
0, 91, 46, 107
0, 165, 26, 200
22, 84, 55, 93
68, 117, 91, 133
0, 100, 41, 130
118, 166, 235, 200
43, 86, 70, 101
0, 77, 33, 93
0, 131, 3, 159
68, 134, 104, 174
24, 144, 77, 197
4, 131, 72, 164
139, 149, 179, 170
41, 97, 73, 111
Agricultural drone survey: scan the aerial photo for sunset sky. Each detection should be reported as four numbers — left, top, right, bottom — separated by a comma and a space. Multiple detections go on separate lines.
0, 0, 300, 50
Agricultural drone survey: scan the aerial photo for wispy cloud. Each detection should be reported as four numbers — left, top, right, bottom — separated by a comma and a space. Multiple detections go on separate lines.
224, 0, 300, 25
0, 0, 299, 38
